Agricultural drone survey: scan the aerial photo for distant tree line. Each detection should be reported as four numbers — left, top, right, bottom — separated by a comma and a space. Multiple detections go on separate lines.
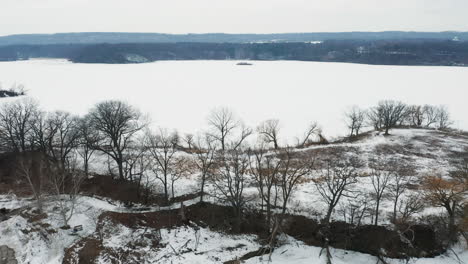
1, 39, 467, 66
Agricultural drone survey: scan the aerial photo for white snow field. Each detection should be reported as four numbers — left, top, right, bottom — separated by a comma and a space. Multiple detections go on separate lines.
0, 59, 467, 142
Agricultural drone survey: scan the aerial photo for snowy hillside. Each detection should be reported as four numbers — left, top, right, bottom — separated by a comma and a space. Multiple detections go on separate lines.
0, 128, 467, 263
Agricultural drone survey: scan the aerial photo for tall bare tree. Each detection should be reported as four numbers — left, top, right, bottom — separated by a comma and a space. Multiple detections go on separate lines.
388, 163, 416, 223
407, 105, 425, 127
183, 133, 195, 150
314, 156, 359, 224
193, 134, 217, 202
49, 156, 86, 228
369, 100, 407, 135
345, 106, 366, 137
212, 147, 250, 231
297, 122, 320, 148
146, 128, 178, 204
88, 100, 146, 180
423, 172, 467, 243
423, 105, 438, 128
277, 148, 314, 215
207, 107, 252, 151
0, 98, 40, 152
257, 119, 281, 149
16, 152, 46, 212
250, 143, 281, 231
77, 116, 100, 176
36, 111, 81, 169
436, 105, 452, 130
369, 158, 393, 225
170, 156, 194, 199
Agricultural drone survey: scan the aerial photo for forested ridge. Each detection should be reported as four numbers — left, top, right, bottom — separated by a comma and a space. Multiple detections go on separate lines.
0, 39, 467, 66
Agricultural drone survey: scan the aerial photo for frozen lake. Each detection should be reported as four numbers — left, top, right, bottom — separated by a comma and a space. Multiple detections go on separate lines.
0, 59, 467, 143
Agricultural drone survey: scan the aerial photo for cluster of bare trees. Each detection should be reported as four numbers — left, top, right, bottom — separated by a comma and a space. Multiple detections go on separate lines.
0, 99, 89, 227
1, 98, 465, 248
345, 100, 452, 137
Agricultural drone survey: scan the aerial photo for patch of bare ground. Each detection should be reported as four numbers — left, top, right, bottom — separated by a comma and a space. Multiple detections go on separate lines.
64, 202, 444, 263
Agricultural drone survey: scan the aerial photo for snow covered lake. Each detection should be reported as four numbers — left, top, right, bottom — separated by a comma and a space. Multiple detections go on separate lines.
0, 59, 467, 142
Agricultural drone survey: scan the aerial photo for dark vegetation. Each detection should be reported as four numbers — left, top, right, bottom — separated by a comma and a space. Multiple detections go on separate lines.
1, 32, 468, 46
62, 202, 444, 263
0, 39, 467, 66
0, 84, 26, 98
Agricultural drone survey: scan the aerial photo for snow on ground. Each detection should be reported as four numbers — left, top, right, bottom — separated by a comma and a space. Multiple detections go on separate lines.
0, 193, 31, 210
0, 59, 467, 141
0, 195, 126, 264
245, 235, 468, 264
289, 128, 468, 222
96, 224, 259, 264
83, 128, 467, 224
0, 127, 466, 263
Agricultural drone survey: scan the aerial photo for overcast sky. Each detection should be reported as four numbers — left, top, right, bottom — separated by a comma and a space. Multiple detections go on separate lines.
1, 0, 468, 36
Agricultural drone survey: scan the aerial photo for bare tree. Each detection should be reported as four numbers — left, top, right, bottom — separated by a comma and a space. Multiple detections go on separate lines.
0, 98, 40, 152
423, 172, 467, 242
436, 105, 452, 130
88, 100, 146, 180
16, 152, 46, 212
170, 156, 194, 199
314, 156, 359, 224
407, 105, 425, 127
338, 193, 371, 226
146, 128, 178, 204
369, 100, 407, 135
345, 106, 366, 137
397, 194, 425, 223
250, 143, 281, 231
277, 148, 314, 215
35, 111, 81, 169
211, 147, 250, 231
124, 142, 151, 201
423, 105, 438, 128
207, 107, 238, 151
77, 116, 100, 176
257, 119, 281, 149
207, 107, 252, 151
49, 156, 86, 228
193, 134, 216, 202
297, 122, 321, 148
388, 163, 416, 223
369, 158, 393, 225
183, 133, 194, 150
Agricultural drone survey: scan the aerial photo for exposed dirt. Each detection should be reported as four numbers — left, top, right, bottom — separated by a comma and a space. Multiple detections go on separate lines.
63, 202, 444, 263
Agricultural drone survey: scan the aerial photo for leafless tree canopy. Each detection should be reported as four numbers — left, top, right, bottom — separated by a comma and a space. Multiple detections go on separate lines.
369, 100, 407, 135
211, 147, 250, 231
193, 133, 217, 202
277, 148, 314, 214
207, 107, 252, 151
297, 122, 321, 148
314, 155, 360, 224
257, 119, 281, 149
250, 143, 281, 231
88, 100, 146, 180
145, 128, 179, 204
345, 106, 366, 137
0, 98, 40, 152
